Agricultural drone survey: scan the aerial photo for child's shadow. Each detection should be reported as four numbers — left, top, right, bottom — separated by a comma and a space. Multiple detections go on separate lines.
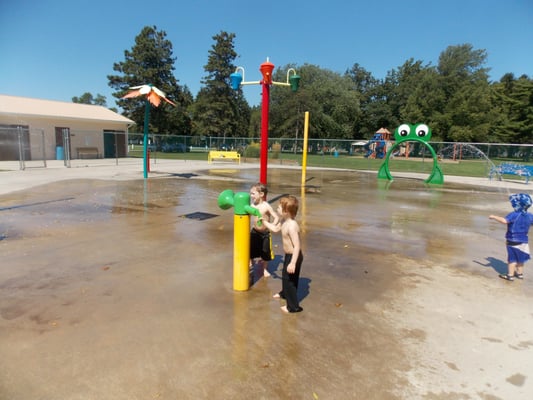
473, 257, 507, 275
266, 255, 284, 280
297, 277, 311, 302
268, 255, 311, 302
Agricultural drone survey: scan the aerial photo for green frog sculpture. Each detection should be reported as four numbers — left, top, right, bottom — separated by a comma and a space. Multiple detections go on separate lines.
377, 123, 444, 185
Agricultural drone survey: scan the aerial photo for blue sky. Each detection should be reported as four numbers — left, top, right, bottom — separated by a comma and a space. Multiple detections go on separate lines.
1, 0, 531, 109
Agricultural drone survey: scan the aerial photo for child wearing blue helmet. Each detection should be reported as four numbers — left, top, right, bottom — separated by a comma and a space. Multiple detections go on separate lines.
489, 193, 533, 281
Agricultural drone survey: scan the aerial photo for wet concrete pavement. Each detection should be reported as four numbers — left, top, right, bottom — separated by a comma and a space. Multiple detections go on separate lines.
1, 160, 533, 399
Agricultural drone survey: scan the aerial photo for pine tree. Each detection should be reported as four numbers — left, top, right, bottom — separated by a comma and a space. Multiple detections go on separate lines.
436, 44, 492, 142
191, 31, 250, 141
491, 73, 533, 145
108, 25, 192, 135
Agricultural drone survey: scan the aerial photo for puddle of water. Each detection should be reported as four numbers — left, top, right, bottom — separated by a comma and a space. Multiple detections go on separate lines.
0, 167, 525, 399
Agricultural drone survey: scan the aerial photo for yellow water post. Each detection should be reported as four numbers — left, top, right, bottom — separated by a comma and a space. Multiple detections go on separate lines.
218, 189, 263, 291
301, 111, 310, 187
233, 214, 251, 291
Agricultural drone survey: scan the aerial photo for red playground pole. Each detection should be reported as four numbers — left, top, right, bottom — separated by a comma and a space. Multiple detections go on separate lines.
147, 149, 151, 173
229, 59, 299, 185
259, 60, 274, 185
260, 82, 270, 185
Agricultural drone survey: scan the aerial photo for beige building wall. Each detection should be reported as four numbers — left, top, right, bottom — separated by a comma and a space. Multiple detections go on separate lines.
0, 115, 132, 160
0, 95, 134, 161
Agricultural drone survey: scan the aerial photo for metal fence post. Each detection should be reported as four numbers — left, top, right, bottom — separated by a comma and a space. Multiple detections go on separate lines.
17, 126, 25, 170
62, 128, 71, 168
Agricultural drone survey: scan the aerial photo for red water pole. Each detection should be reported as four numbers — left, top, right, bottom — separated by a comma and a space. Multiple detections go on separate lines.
259, 60, 274, 185
147, 149, 151, 172
229, 59, 300, 185
260, 82, 270, 184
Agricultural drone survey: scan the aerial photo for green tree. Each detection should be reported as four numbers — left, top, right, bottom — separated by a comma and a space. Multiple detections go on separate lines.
72, 92, 108, 106
269, 64, 360, 140
436, 44, 492, 142
345, 63, 381, 138
248, 106, 262, 138
392, 60, 446, 140
364, 59, 445, 138
191, 31, 250, 141
490, 73, 533, 145
362, 72, 398, 137
108, 25, 192, 135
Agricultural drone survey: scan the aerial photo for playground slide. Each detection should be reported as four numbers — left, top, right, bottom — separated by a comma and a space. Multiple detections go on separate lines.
364, 138, 386, 159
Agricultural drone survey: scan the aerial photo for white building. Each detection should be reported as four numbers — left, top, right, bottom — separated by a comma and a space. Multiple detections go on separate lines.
0, 94, 135, 161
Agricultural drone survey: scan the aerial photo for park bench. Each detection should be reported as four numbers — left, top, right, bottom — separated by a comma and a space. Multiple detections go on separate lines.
208, 150, 241, 164
189, 146, 210, 152
489, 162, 533, 184
76, 147, 100, 159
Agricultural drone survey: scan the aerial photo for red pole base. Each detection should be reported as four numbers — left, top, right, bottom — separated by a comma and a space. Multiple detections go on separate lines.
147, 149, 151, 173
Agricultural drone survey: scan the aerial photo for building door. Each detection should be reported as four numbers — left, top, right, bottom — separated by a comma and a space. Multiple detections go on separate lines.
104, 131, 126, 158
55, 127, 71, 158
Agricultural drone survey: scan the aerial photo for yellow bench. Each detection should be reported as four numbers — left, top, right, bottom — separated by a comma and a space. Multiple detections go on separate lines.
208, 150, 240, 164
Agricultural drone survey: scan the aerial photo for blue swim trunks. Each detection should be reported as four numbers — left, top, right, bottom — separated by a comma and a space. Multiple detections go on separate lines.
506, 242, 531, 264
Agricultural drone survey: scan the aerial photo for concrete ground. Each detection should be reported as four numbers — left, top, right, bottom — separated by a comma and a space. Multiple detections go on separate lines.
1, 158, 533, 399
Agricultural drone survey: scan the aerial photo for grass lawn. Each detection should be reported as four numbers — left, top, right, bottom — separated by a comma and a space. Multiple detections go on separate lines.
131, 149, 531, 181
281, 153, 495, 177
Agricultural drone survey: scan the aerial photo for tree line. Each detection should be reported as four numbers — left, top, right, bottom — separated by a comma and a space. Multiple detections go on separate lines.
74, 26, 532, 144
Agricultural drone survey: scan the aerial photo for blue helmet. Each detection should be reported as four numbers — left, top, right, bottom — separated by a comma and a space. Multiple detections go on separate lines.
509, 193, 532, 213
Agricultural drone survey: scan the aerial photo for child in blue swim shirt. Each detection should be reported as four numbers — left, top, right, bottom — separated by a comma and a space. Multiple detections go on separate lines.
489, 193, 533, 281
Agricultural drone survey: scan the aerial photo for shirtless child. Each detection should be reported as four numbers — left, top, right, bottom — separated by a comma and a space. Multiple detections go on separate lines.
249, 183, 279, 277
261, 195, 304, 313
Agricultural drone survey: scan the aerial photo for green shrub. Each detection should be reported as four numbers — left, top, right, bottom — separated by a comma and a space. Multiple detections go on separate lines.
244, 142, 260, 158
271, 143, 281, 159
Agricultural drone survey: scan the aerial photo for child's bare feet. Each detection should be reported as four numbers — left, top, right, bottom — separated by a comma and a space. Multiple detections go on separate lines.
281, 305, 303, 313
273, 293, 281, 299
261, 262, 271, 277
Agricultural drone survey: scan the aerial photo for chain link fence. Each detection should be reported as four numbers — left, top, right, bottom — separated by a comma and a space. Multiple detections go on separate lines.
1, 129, 532, 170
124, 134, 533, 160
0, 126, 47, 169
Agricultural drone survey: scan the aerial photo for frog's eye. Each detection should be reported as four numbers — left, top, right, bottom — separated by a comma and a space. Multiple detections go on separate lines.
398, 124, 410, 137
415, 124, 429, 138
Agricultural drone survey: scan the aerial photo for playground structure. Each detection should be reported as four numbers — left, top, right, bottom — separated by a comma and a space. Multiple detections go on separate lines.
364, 128, 392, 159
